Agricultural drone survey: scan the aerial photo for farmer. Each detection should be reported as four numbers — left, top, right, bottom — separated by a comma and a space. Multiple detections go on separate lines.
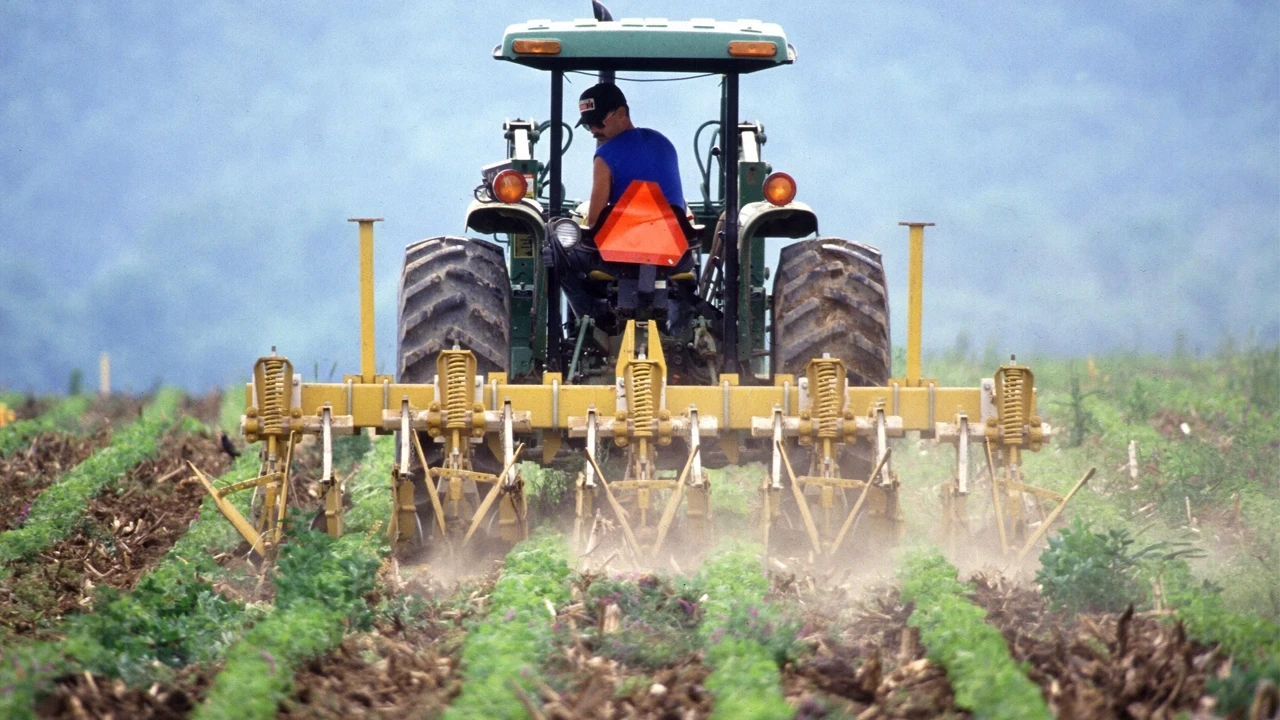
575, 82, 686, 227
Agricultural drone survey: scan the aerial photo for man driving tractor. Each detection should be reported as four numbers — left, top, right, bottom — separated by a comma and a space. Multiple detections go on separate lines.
554, 81, 696, 333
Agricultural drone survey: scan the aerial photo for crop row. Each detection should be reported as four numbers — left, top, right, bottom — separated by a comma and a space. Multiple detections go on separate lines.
0, 389, 247, 717
898, 549, 1051, 720
1163, 569, 1280, 712
0, 392, 389, 717
194, 434, 393, 719
0, 395, 91, 458
443, 533, 572, 720
696, 546, 794, 720
0, 389, 181, 571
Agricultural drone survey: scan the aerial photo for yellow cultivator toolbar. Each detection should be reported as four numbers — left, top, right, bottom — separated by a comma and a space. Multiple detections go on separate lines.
202, 221, 1086, 565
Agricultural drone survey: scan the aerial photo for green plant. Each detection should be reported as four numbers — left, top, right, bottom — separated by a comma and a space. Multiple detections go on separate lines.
444, 532, 572, 720
0, 447, 262, 719
195, 527, 384, 720
0, 395, 91, 458
704, 464, 766, 515
1208, 658, 1280, 717
520, 461, 574, 517
0, 389, 181, 569
1238, 344, 1280, 415
899, 550, 1051, 720
1123, 377, 1158, 423
1050, 364, 1099, 447
586, 573, 702, 669
1037, 517, 1202, 614
696, 546, 794, 720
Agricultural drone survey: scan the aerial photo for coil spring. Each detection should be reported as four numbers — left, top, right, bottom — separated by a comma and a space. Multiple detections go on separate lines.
814, 361, 840, 437
630, 361, 654, 438
443, 353, 469, 428
260, 358, 287, 435
1000, 368, 1027, 444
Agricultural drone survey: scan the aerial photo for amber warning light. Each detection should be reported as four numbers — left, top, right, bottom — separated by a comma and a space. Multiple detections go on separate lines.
763, 172, 796, 206
513, 39, 562, 55
491, 169, 528, 204
728, 41, 778, 57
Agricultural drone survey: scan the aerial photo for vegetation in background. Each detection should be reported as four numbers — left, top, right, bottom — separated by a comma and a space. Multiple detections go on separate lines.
907, 339, 1280, 621
520, 461, 574, 518
0, 394, 91, 458
705, 463, 766, 516
1051, 364, 1099, 447
899, 550, 1051, 720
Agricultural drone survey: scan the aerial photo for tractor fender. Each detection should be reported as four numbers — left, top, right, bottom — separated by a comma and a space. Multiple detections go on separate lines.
464, 198, 546, 245
738, 201, 818, 242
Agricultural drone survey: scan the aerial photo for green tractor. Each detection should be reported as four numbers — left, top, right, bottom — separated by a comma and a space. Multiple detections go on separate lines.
209, 5, 1065, 566
395, 7, 894, 554
402, 11, 887, 390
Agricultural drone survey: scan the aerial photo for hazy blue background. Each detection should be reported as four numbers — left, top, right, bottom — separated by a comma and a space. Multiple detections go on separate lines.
2, 0, 1276, 393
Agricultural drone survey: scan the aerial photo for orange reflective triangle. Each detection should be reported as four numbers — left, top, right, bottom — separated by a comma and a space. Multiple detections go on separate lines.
595, 180, 688, 266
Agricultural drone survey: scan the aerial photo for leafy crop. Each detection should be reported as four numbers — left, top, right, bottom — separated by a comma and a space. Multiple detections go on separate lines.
0, 447, 261, 718
444, 532, 572, 720
586, 573, 703, 669
899, 550, 1051, 720
0, 389, 377, 718
0, 395, 90, 458
1037, 517, 1203, 614
194, 435, 392, 720
697, 546, 794, 720
0, 388, 180, 569
194, 529, 383, 720
1155, 563, 1280, 715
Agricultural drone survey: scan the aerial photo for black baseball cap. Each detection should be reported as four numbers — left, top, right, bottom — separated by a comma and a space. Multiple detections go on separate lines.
576, 83, 627, 128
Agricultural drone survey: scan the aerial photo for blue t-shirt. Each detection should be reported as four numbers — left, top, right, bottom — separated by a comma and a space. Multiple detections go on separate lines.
595, 128, 685, 209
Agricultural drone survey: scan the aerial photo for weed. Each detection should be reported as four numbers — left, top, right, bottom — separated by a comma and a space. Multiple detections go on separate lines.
1037, 517, 1202, 614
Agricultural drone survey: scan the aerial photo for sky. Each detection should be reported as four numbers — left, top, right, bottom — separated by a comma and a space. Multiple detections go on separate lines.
1, 0, 1277, 393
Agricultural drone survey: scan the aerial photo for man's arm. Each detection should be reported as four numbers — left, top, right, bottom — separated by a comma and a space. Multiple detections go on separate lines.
586, 156, 611, 227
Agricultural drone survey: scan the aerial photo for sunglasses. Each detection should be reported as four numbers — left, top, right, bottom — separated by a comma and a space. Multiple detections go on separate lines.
587, 108, 617, 131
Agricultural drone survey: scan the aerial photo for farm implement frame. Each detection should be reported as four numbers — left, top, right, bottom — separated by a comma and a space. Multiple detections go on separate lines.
201, 221, 1081, 565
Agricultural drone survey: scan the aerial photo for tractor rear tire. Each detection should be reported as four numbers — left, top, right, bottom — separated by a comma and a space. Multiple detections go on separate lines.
397, 236, 511, 553
772, 237, 890, 385
398, 236, 511, 382
771, 237, 893, 561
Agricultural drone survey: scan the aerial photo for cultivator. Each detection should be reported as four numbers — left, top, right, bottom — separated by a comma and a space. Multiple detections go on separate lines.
199, 221, 1084, 565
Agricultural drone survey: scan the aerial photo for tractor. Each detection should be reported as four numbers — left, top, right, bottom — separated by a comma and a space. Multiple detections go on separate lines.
199, 5, 1089, 568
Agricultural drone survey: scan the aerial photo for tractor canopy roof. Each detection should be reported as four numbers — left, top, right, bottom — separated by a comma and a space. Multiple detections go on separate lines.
495, 18, 794, 73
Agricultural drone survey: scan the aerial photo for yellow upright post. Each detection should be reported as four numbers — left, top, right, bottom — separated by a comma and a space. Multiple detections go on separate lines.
898, 222, 934, 387
348, 218, 383, 383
